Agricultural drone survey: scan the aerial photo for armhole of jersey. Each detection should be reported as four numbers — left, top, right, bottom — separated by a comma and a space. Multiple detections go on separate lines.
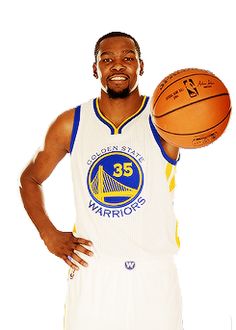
149, 115, 179, 166
70, 105, 81, 154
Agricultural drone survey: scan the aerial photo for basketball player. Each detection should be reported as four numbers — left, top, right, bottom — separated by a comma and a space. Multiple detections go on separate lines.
20, 32, 183, 330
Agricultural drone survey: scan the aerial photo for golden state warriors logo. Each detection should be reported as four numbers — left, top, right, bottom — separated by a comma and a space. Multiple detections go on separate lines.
87, 151, 144, 208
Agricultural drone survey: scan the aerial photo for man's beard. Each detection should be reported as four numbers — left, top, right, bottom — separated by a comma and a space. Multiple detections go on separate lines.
107, 87, 130, 99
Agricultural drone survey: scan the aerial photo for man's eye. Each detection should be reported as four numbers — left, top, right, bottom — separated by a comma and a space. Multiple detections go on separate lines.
103, 58, 112, 63
124, 57, 134, 62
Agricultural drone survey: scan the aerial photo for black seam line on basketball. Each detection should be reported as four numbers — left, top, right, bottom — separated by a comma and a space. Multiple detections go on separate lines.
152, 73, 226, 110
152, 73, 225, 108
153, 93, 230, 119
155, 108, 231, 136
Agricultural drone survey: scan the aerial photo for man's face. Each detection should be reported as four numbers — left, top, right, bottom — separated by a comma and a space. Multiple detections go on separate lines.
93, 37, 144, 98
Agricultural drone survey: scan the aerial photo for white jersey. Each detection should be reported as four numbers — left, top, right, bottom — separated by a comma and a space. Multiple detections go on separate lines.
70, 96, 180, 260
64, 96, 183, 330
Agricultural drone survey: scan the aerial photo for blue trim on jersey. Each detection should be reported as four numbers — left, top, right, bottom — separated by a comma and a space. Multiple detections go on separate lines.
149, 115, 178, 165
117, 96, 149, 134
93, 99, 115, 134
70, 105, 81, 154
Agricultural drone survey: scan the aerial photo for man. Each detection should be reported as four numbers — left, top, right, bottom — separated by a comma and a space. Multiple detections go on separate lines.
20, 32, 182, 330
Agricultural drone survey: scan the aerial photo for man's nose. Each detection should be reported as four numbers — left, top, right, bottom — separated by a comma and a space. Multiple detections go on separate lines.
111, 60, 126, 71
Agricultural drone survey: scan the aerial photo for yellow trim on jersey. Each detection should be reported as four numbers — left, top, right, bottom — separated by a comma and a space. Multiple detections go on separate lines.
175, 221, 180, 248
72, 224, 77, 234
165, 163, 173, 180
165, 163, 176, 192
95, 96, 147, 135
169, 176, 176, 192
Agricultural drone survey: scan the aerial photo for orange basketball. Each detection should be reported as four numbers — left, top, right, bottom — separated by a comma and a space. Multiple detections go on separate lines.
151, 68, 231, 148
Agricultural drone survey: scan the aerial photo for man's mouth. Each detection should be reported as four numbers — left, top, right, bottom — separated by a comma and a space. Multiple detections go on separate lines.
109, 75, 128, 81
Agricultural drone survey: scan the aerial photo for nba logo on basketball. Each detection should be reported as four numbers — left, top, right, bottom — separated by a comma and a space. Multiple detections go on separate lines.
183, 79, 199, 97
125, 261, 136, 270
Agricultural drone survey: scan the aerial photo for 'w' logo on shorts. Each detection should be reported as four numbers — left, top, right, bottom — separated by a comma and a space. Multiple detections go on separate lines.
125, 261, 136, 270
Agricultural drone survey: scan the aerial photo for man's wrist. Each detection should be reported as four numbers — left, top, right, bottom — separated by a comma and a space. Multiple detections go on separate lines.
39, 222, 58, 241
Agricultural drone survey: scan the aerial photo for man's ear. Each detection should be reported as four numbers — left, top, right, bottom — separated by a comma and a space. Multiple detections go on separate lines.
139, 59, 144, 76
93, 63, 98, 79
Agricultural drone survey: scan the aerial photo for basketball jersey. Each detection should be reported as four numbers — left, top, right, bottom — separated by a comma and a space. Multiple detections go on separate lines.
70, 95, 180, 261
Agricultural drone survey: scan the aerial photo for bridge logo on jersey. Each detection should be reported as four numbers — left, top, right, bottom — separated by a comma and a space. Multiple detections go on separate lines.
87, 151, 144, 208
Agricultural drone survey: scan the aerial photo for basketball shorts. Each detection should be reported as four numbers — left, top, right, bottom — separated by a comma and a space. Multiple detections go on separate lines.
64, 255, 183, 330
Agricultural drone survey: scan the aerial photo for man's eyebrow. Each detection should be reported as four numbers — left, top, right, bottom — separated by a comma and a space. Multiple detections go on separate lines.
100, 50, 136, 57
123, 50, 136, 55
100, 51, 114, 57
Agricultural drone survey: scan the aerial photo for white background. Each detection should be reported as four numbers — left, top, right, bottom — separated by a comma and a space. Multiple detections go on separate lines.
0, 0, 235, 329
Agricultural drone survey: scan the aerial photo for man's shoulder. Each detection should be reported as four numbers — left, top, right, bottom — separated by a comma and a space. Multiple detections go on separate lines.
45, 108, 75, 153
54, 98, 93, 137
60, 107, 75, 117
56, 108, 75, 130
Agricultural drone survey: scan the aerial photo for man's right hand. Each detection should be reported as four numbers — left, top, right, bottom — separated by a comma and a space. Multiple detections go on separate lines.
41, 228, 94, 271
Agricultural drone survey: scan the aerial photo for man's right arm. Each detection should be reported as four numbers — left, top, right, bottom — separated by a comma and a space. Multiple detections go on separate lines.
19, 109, 93, 271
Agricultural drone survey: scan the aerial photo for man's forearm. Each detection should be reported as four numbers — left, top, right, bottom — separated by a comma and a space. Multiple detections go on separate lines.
19, 174, 57, 239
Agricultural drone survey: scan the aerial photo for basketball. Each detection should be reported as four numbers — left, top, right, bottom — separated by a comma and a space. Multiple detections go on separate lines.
151, 68, 231, 148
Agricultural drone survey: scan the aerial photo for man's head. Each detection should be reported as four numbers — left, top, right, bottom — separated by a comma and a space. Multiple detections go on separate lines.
93, 32, 144, 99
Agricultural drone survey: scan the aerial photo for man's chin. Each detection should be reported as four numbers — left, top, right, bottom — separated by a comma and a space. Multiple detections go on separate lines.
107, 87, 130, 99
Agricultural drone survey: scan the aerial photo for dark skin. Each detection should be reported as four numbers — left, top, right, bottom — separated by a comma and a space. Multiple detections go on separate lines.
20, 36, 179, 271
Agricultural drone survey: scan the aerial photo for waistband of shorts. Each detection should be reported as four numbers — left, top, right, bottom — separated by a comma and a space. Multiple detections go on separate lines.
85, 253, 176, 269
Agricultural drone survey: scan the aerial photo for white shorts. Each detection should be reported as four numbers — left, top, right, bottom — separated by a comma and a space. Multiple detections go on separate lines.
64, 255, 183, 330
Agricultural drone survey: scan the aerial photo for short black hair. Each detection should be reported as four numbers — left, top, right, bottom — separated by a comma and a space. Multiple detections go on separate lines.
94, 31, 141, 62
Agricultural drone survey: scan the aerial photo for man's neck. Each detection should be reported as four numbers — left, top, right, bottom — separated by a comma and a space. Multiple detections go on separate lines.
97, 89, 144, 128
